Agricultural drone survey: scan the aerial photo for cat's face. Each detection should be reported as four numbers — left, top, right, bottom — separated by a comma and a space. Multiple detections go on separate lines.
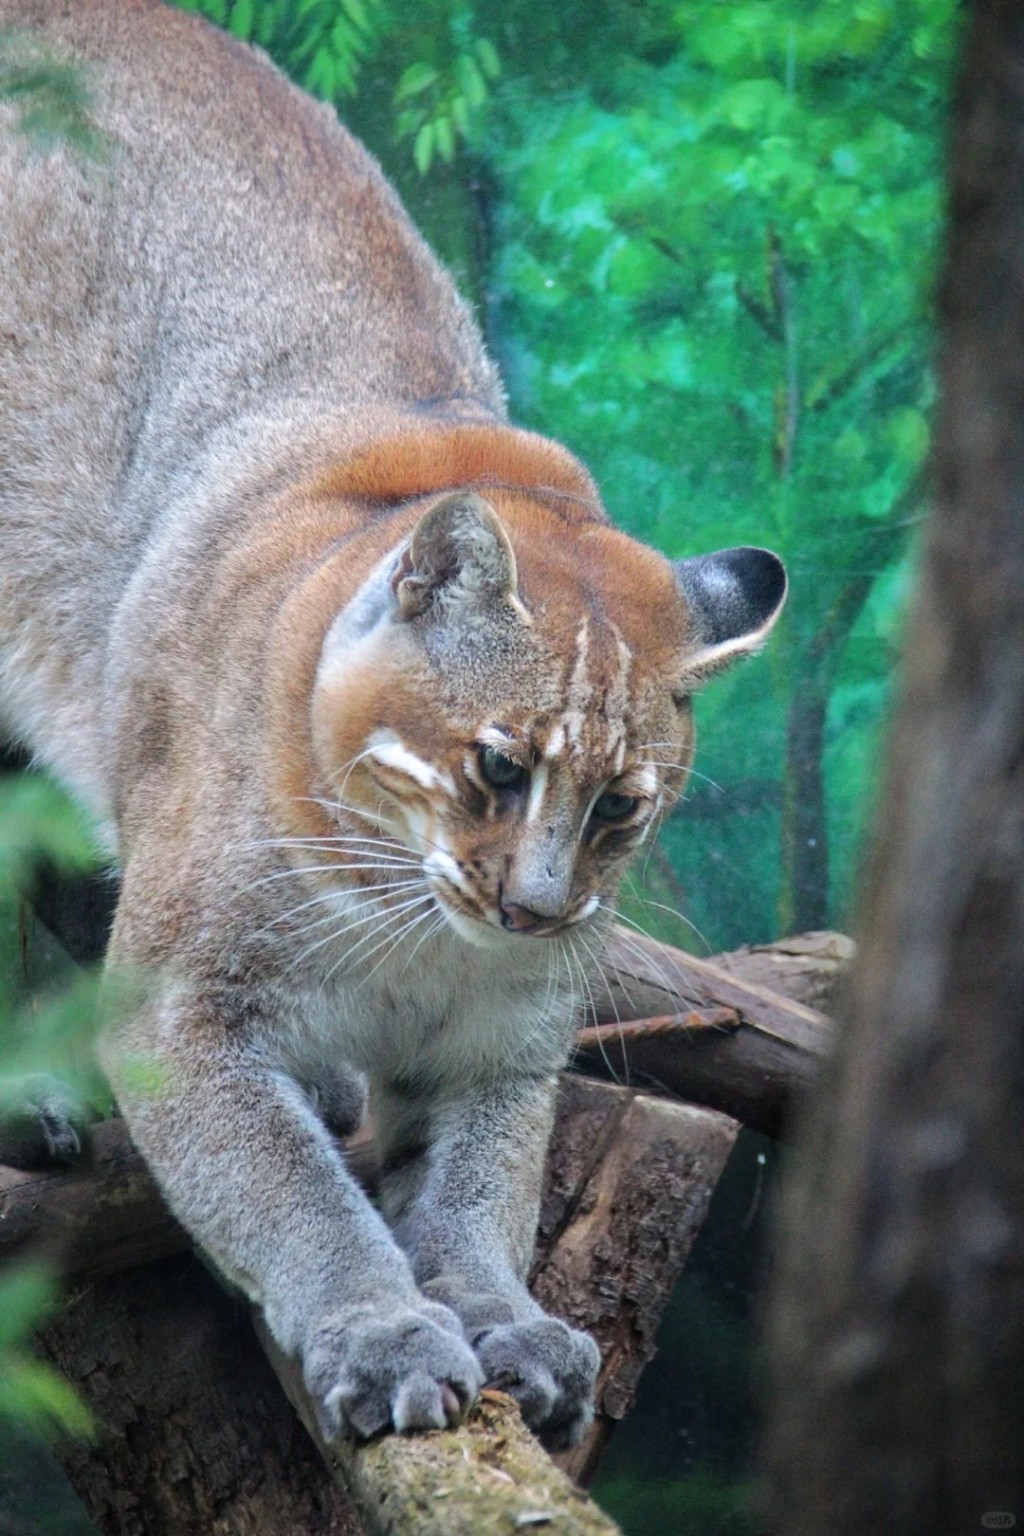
310, 492, 784, 950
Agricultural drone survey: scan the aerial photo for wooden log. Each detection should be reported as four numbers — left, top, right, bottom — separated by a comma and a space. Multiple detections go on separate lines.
712, 930, 855, 1014
533, 1079, 739, 1485
579, 925, 837, 1137
21, 1078, 734, 1534
263, 1337, 619, 1536
43, 1257, 619, 1536
39, 1257, 367, 1536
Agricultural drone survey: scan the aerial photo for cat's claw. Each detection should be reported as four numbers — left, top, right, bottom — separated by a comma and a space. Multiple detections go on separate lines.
0, 1075, 90, 1170
472, 1316, 601, 1450
304, 1300, 484, 1440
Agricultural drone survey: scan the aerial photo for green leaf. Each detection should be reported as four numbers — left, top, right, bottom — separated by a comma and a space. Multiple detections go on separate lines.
413, 121, 434, 175
0, 1354, 96, 1440
227, 0, 253, 40
339, 0, 368, 32
475, 37, 501, 79
305, 47, 335, 98
433, 114, 454, 163
395, 104, 427, 139
0, 1264, 59, 1351
886, 406, 929, 466
716, 77, 787, 133
455, 53, 486, 108
0, 774, 100, 886
256, 6, 276, 47
450, 93, 469, 136
394, 61, 438, 104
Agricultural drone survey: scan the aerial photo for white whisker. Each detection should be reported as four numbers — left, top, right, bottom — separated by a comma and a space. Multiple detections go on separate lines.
293, 889, 431, 971
355, 900, 440, 986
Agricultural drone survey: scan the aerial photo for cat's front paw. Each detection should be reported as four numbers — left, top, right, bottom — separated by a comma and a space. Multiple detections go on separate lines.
473, 1317, 601, 1450
303, 1300, 484, 1440
0, 1075, 90, 1170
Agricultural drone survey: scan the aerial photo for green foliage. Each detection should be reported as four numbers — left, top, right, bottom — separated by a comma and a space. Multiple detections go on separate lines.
394, 29, 499, 174
0, 775, 100, 894
175, 0, 386, 97
0, 775, 104, 1442
0, 1264, 96, 1441
174, 0, 500, 172
473, 0, 956, 942
0, 37, 113, 1450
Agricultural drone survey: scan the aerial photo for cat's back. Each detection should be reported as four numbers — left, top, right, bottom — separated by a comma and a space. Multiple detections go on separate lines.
0, 0, 500, 813
0, 0, 499, 452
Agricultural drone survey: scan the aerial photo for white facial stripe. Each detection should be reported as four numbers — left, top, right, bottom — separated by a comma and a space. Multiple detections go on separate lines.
545, 722, 566, 759
423, 826, 469, 894
525, 760, 550, 823
561, 617, 592, 751
606, 626, 633, 720
366, 729, 455, 795
478, 724, 518, 752
634, 765, 659, 797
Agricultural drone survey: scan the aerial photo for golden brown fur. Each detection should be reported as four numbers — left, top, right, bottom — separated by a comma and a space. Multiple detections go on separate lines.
0, 0, 784, 1444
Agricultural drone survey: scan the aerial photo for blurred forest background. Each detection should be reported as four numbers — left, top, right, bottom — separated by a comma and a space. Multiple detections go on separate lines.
0, 1, 958, 1533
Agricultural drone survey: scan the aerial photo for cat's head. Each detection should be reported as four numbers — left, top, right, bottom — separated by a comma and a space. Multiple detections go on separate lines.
310, 490, 785, 949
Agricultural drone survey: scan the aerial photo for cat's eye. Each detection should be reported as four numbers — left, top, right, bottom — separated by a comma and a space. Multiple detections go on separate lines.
593, 791, 639, 821
479, 745, 527, 791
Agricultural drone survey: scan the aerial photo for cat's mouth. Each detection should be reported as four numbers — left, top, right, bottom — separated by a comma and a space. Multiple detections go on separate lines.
428, 873, 591, 947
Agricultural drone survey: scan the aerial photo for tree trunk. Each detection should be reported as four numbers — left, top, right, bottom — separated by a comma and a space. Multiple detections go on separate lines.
762, 4, 1024, 1531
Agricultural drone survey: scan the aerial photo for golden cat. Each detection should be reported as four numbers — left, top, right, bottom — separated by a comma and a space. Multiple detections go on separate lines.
0, 0, 785, 1443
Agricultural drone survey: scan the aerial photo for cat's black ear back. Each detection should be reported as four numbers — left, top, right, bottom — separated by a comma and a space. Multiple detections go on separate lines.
673, 546, 787, 685
392, 492, 521, 620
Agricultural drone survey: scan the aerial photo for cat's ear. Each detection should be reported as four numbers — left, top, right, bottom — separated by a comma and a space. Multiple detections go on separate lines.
391, 492, 522, 620
673, 546, 787, 687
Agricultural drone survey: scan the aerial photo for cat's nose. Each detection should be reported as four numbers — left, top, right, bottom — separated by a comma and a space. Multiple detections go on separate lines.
499, 898, 546, 933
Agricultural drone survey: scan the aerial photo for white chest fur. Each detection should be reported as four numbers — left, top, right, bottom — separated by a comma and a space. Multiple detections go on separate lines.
272, 919, 575, 1096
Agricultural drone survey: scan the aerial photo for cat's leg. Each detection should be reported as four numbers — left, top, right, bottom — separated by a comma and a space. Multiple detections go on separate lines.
377, 1075, 600, 1448
101, 988, 482, 1439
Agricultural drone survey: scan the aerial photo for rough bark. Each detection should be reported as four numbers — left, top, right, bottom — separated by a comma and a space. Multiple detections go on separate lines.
713, 930, 854, 1015
762, 5, 1024, 1531
39, 1259, 366, 1536
534, 1080, 739, 1486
